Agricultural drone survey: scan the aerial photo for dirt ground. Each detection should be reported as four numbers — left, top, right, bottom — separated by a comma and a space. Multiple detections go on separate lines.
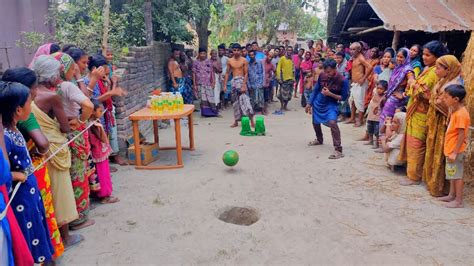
59, 99, 474, 265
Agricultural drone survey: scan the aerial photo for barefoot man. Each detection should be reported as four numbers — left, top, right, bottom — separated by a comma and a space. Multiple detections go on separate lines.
224, 43, 255, 128
348, 42, 372, 127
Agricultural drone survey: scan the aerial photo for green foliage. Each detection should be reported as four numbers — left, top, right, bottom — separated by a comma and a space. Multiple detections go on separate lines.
209, 0, 326, 48
15, 31, 51, 54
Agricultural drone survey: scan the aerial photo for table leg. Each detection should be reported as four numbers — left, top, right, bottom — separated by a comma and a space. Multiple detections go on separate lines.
188, 114, 195, 150
175, 118, 183, 166
153, 120, 159, 147
132, 120, 142, 167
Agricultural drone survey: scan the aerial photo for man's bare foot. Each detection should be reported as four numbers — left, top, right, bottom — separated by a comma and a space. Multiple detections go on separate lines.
358, 135, 369, 141
354, 122, 362, 127
344, 120, 355, 124
437, 195, 455, 202
364, 141, 373, 145
100, 196, 120, 204
110, 166, 118, 173
445, 201, 463, 208
399, 177, 421, 186
230, 123, 238, 128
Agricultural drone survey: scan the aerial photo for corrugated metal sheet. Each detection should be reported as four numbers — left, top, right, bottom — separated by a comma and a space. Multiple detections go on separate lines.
367, 0, 473, 32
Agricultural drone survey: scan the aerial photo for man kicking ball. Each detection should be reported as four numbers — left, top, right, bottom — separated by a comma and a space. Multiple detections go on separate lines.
305, 59, 349, 159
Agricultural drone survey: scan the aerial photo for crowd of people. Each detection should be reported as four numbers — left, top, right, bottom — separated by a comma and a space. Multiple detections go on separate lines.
0, 43, 127, 265
170, 38, 470, 208
0, 36, 471, 265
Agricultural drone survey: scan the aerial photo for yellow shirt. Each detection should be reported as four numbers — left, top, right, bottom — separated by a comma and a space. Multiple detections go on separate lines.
276, 56, 295, 81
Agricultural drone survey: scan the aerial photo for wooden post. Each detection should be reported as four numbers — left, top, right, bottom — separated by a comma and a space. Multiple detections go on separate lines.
391, 31, 400, 50
102, 0, 111, 52
174, 119, 183, 166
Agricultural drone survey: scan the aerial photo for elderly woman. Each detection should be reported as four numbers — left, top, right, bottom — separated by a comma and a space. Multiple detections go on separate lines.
52, 52, 95, 230
31, 55, 84, 249
422, 55, 463, 196
399, 41, 448, 186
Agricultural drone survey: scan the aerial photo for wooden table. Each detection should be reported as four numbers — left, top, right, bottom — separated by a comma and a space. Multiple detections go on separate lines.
129, 104, 195, 170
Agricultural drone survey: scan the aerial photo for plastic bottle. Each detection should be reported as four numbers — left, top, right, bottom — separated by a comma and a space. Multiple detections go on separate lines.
172, 93, 178, 113
157, 96, 163, 114
177, 92, 184, 111
162, 93, 169, 113
167, 93, 174, 113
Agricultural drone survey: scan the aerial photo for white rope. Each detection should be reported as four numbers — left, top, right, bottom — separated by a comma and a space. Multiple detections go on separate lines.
0, 115, 103, 220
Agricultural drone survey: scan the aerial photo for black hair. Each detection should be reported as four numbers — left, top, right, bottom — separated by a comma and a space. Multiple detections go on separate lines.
322, 58, 337, 69
315, 52, 322, 58
218, 44, 226, 50
299, 48, 305, 52
171, 47, 180, 53
423, 41, 448, 58
2, 67, 37, 89
307, 40, 314, 45
66, 47, 87, 63
398, 106, 407, 113
286, 46, 293, 50
231, 43, 241, 50
61, 44, 77, 53
377, 80, 388, 90
251, 41, 258, 45
91, 99, 103, 110
0, 81, 30, 126
248, 50, 255, 55
397, 48, 409, 59
279, 46, 285, 50
410, 44, 423, 58
371, 47, 380, 59
246, 43, 251, 48
50, 43, 61, 54
88, 54, 108, 71
445, 84, 466, 102
198, 47, 207, 53
335, 51, 345, 58
384, 47, 395, 58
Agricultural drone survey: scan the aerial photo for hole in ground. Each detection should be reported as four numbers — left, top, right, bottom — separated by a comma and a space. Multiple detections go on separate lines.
218, 206, 260, 226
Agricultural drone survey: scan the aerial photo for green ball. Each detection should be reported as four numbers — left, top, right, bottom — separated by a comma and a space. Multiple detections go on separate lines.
223, 150, 239, 167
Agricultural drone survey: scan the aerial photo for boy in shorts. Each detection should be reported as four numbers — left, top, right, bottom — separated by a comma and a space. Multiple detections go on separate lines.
438, 84, 470, 208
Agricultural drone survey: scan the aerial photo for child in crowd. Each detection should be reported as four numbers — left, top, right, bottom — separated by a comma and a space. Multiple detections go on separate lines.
381, 111, 406, 171
366, 80, 387, 148
438, 84, 470, 208
302, 71, 314, 106
89, 100, 119, 204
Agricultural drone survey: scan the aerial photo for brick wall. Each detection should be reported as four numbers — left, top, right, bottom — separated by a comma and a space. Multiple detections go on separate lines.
113, 42, 177, 153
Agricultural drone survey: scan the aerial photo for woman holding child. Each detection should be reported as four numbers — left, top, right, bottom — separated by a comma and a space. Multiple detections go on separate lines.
422, 55, 463, 196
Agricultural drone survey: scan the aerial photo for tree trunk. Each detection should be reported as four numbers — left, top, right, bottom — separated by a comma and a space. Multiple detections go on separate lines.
327, 0, 337, 40
102, 0, 111, 52
196, 15, 211, 51
144, 0, 153, 45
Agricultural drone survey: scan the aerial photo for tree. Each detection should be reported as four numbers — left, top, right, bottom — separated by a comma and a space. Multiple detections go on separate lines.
102, 0, 111, 51
144, 0, 153, 45
327, 0, 337, 38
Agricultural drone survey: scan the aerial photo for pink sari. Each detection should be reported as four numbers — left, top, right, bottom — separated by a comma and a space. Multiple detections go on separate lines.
299, 60, 314, 93
28, 43, 53, 67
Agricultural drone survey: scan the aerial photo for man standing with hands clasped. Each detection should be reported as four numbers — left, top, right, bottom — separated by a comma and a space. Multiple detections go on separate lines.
306, 59, 349, 159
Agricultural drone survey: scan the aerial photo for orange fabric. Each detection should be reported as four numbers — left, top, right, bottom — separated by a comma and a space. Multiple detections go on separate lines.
444, 107, 470, 156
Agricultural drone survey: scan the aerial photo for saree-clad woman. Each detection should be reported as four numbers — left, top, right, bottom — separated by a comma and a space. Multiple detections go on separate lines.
399, 41, 448, 186
422, 55, 462, 196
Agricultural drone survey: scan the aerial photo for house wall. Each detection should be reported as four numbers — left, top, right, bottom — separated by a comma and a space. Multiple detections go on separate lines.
0, 0, 53, 71
114, 42, 179, 153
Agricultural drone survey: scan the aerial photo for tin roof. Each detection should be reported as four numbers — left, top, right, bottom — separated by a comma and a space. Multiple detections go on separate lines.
367, 0, 472, 32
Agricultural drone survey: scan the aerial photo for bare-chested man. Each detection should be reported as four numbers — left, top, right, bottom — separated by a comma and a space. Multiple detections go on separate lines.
347, 42, 373, 127
168, 48, 183, 91
223, 43, 255, 128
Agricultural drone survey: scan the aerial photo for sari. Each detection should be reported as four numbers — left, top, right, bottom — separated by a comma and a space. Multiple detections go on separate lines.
380, 48, 413, 125
68, 124, 92, 226
29, 43, 52, 68
4, 129, 54, 264
410, 57, 423, 77
422, 55, 462, 196
31, 103, 79, 226
28, 142, 64, 258
399, 66, 439, 182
